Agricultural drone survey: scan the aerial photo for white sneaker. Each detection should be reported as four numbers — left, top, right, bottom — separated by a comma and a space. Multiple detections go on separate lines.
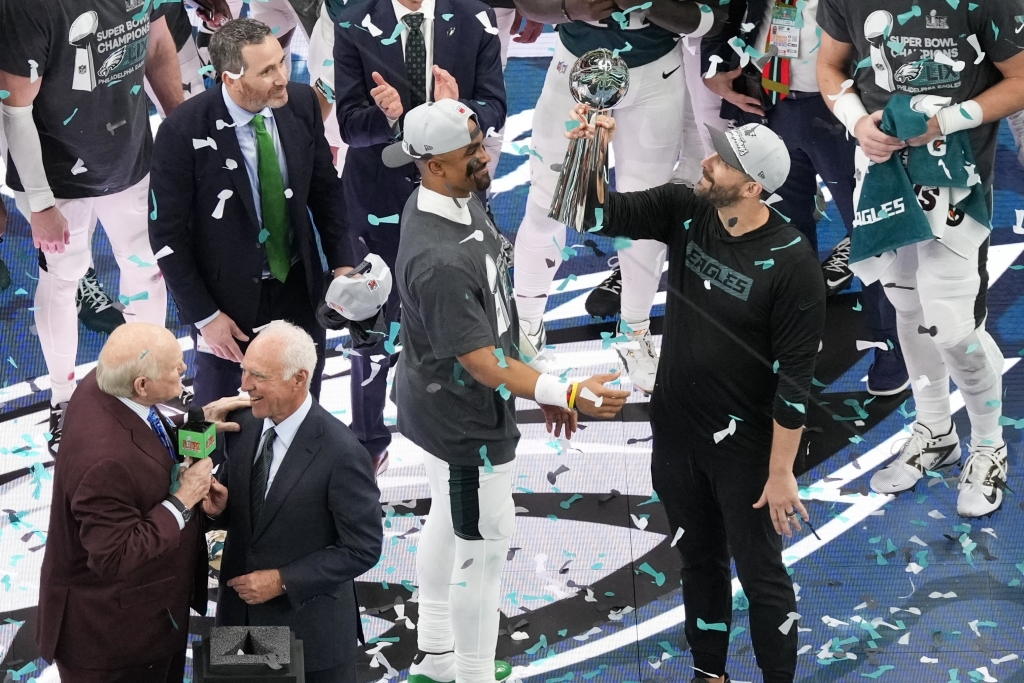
614, 323, 658, 394
957, 442, 1008, 518
870, 422, 961, 494
519, 320, 554, 373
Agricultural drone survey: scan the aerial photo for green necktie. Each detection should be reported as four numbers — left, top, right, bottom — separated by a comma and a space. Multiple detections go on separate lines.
251, 114, 290, 282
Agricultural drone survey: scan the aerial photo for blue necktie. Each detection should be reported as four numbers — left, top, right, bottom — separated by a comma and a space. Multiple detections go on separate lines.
147, 407, 177, 461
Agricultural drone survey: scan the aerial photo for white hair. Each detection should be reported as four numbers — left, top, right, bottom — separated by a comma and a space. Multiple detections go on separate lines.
96, 346, 161, 398
257, 320, 317, 389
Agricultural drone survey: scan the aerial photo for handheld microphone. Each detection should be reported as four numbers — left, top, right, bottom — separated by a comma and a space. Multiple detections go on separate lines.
178, 406, 216, 459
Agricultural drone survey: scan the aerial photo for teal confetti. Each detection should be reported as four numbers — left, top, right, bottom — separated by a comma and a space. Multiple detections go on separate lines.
637, 491, 660, 506
684, 219, 692, 230
728, 626, 746, 642
480, 445, 494, 473
991, 20, 999, 41
773, 360, 780, 373
381, 23, 405, 45
441, 12, 454, 19
887, 39, 906, 53
6, 357, 17, 369
755, 259, 774, 269
63, 108, 79, 125
127, 254, 153, 267
454, 362, 466, 386
0, 90, 8, 100
849, 434, 864, 444
131, 84, 142, 95
637, 562, 665, 586
945, 0, 959, 7
613, 236, 633, 250
496, 383, 511, 400
565, 119, 581, 132
384, 321, 401, 354
852, 300, 862, 311
13, 288, 26, 296
258, 228, 270, 243
611, 42, 633, 58
493, 348, 509, 368
167, 608, 179, 630
560, 494, 583, 509
553, 237, 577, 261
556, 273, 578, 291
697, 618, 728, 631
783, 398, 806, 414
588, 207, 604, 232
149, 190, 158, 220
965, 343, 978, 354
770, 236, 801, 251
118, 291, 150, 306
368, 213, 400, 226
898, 5, 921, 24
861, 664, 895, 679
199, 64, 215, 77
854, 56, 874, 73
599, 331, 629, 349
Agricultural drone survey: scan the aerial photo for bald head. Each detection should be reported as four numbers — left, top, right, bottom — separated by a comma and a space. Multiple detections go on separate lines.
96, 323, 186, 405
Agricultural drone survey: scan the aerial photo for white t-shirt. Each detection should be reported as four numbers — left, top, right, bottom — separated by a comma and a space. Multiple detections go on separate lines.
755, 0, 822, 93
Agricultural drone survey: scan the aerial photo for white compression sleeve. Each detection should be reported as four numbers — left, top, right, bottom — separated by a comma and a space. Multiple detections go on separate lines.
936, 99, 983, 135
534, 373, 570, 408
832, 92, 870, 138
2, 104, 55, 212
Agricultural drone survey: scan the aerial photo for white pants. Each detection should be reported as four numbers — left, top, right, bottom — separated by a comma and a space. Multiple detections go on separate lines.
1008, 109, 1024, 170
307, 5, 349, 175
514, 36, 684, 325
15, 177, 166, 404
145, 35, 206, 117
880, 231, 1003, 447
481, 8, 518, 185
417, 452, 515, 683
674, 38, 728, 184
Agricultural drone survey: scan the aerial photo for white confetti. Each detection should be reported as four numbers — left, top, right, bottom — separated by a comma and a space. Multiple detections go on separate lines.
154, 245, 174, 259
827, 78, 855, 101
856, 340, 888, 351
921, 656, 939, 664
573, 627, 603, 641
797, 645, 812, 655
972, 667, 997, 683
670, 527, 684, 547
460, 229, 484, 244
713, 418, 737, 443
216, 119, 237, 130
630, 514, 648, 530
909, 535, 928, 546
933, 50, 965, 72
284, 188, 294, 198
224, 158, 239, 170
579, 386, 603, 407
1013, 209, 1024, 235
822, 616, 849, 627
192, 137, 218, 150
927, 509, 946, 519
991, 655, 1019, 665
362, 362, 382, 386
704, 54, 723, 79
212, 189, 233, 219
361, 14, 384, 37
70, 158, 87, 175
778, 612, 801, 635
898, 633, 910, 645
475, 10, 500, 34
928, 591, 957, 599
966, 34, 986, 64
981, 528, 997, 538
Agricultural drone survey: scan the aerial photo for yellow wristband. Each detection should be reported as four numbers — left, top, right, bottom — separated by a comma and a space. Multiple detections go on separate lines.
568, 382, 580, 410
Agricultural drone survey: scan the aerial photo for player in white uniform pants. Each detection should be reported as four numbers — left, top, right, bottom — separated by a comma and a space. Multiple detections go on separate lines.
509, 2, 720, 393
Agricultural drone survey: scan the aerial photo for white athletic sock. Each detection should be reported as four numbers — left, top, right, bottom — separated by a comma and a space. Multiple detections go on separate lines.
617, 239, 666, 324
937, 328, 1004, 447
412, 651, 457, 681
894, 305, 951, 433
513, 200, 564, 322
621, 318, 649, 334
35, 270, 80, 405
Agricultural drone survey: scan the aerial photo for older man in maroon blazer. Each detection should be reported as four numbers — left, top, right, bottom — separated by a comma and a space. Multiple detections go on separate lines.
38, 323, 244, 683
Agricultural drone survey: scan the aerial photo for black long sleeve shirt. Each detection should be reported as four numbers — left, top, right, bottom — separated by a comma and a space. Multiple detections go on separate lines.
600, 183, 826, 461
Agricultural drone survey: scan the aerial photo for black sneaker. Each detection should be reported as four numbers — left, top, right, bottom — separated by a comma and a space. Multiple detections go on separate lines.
585, 263, 621, 318
867, 345, 911, 396
48, 402, 68, 457
822, 236, 853, 296
77, 268, 126, 335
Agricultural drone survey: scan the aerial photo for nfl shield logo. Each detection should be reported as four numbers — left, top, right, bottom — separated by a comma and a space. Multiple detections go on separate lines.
557, 61, 568, 74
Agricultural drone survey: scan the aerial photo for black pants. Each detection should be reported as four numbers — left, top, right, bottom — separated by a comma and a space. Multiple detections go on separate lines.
191, 263, 327, 406
768, 92, 899, 347
651, 430, 797, 683
306, 662, 354, 683
56, 649, 185, 683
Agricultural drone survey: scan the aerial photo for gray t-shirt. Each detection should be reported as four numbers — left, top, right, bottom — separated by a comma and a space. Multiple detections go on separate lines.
394, 188, 520, 467
817, 0, 1024, 185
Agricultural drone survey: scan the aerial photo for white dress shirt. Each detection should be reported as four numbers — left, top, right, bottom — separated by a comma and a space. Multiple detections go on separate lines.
417, 185, 472, 225
119, 397, 187, 531
198, 86, 293, 330
755, 0, 821, 93
256, 392, 314, 498
392, 0, 436, 101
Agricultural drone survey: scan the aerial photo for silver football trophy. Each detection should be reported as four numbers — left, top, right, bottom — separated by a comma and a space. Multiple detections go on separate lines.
69, 11, 99, 92
548, 49, 629, 233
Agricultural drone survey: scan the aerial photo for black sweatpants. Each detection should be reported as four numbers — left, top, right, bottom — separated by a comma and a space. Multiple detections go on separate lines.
651, 429, 797, 683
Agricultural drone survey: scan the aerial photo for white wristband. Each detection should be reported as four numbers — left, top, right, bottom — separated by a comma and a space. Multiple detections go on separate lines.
686, 4, 716, 38
831, 92, 870, 138
936, 99, 983, 135
2, 104, 55, 212
534, 373, 569, 409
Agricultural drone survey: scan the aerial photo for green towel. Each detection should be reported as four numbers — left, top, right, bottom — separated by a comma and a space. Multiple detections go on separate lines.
850, 94, 990, 267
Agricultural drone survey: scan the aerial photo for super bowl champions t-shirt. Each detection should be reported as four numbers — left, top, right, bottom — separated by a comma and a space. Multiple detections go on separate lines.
559, 17, 680, 69
817, 0, 1024, 185
0, 0, 158, 198
394, 189, 521, 468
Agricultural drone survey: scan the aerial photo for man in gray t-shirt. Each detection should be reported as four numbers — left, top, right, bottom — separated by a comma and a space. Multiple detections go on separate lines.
817, 0, 1024, 519
384, 100, 628, 683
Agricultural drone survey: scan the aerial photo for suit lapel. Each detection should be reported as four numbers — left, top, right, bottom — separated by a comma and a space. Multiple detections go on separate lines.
106, 400, 176, 473
269, 103, 305, 223
208, 87, 261, 232
250, 407, 324, 542
432, 0, 458, 78
230, 415, 260, 537
372, 0, 412, 112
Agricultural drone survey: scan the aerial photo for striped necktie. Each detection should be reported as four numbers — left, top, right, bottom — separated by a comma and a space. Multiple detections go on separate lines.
147, 407, 177, 461
250, 428, 276, 527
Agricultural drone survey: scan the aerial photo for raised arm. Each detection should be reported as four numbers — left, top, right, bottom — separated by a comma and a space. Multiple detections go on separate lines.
333, 25, 400, 148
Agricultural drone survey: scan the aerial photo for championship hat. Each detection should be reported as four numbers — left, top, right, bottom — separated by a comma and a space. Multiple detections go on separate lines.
382, 99, 478, 168
705, 123, 791, 194
325, 253, 392, 322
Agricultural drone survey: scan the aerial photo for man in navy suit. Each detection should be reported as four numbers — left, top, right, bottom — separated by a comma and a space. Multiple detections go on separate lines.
149, 19, 356, 409
332, 0, 507, 465
203, 321, 383, 683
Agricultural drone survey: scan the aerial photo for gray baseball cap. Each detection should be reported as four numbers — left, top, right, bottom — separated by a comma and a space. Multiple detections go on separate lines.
705, 123, 791, 194
382, 99, 478, 168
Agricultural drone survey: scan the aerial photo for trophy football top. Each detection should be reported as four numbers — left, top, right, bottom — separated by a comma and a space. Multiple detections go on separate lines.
569, 49, 630, 111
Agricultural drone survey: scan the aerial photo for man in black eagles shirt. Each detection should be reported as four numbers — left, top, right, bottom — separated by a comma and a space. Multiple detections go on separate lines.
570, 110, 826, 683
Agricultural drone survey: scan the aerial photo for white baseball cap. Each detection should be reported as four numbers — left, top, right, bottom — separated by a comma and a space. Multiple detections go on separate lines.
382, 99, 478, 168
706, 123, 791, 194
325, 254, 393, 322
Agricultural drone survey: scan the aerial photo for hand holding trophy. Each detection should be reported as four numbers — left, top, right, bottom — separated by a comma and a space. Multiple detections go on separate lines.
548, 48, 629, 234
